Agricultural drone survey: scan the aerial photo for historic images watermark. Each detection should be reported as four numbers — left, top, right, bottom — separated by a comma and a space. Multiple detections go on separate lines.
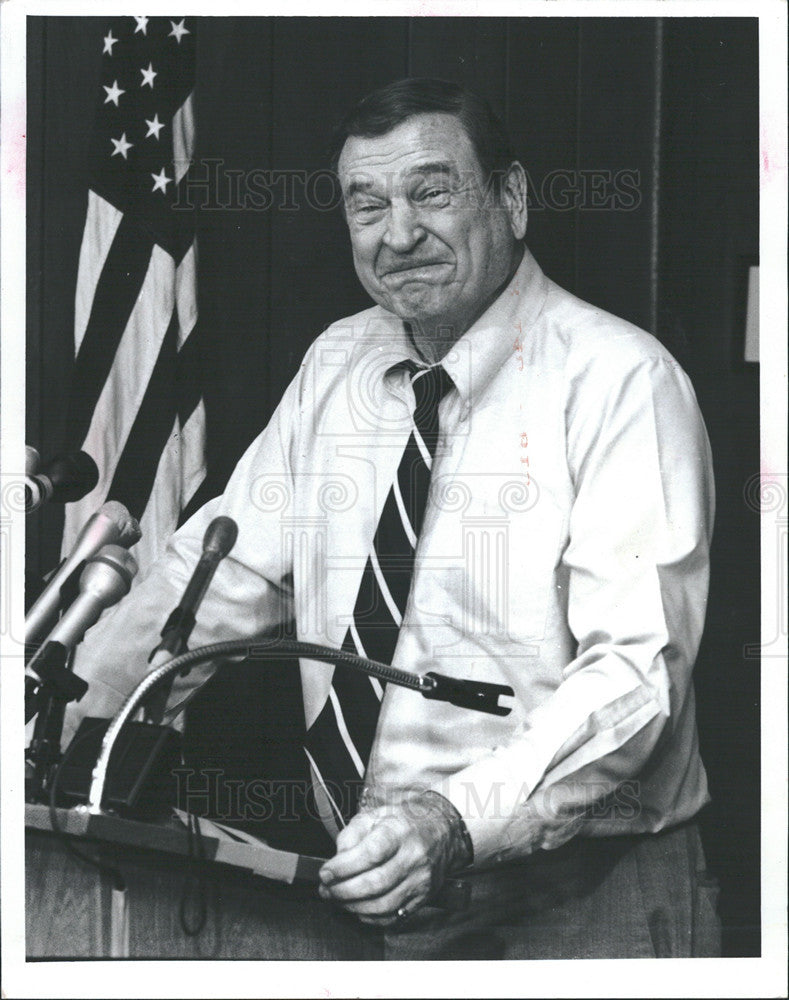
169, 160, 642, 214
172, 767, 643, 826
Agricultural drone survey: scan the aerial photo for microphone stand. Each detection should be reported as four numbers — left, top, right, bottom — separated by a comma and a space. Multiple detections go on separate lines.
25, 565, 91, 800
26, 642, 88, 802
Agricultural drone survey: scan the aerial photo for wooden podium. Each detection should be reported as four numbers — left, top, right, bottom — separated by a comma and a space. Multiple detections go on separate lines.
25, 803, 380, 960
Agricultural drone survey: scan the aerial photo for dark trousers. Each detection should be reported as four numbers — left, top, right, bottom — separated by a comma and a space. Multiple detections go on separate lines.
244, 822, 721, 960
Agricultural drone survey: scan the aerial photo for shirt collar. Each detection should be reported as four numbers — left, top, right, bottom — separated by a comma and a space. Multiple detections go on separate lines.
380, 246, 549, 404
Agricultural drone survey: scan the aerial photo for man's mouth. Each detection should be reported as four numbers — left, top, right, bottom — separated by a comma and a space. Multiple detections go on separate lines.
379, 261, 453, 283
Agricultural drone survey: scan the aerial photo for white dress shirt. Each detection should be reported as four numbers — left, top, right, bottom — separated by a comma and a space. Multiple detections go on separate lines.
64, 247, 715, 866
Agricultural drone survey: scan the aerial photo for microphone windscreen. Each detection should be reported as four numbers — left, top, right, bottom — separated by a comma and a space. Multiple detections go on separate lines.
26, 446, 41, 477
44, 451, 100, 502
202, 516, 239, 560
99, 501, 142, 548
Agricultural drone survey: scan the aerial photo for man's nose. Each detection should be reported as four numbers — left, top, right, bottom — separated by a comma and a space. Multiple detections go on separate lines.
382, 197, 425, 253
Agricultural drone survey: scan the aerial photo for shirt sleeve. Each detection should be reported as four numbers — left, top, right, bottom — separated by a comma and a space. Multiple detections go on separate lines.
60, 361, 307, 749
438, 353, 715, 865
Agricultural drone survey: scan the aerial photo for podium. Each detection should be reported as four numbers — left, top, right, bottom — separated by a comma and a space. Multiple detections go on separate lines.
25, 803, 381, 959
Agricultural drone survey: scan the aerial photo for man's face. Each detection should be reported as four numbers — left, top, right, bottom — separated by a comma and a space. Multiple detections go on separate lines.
338, 113, 526, 342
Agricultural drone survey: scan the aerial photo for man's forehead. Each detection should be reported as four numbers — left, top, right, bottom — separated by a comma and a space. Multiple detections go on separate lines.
337, 113, 481, 186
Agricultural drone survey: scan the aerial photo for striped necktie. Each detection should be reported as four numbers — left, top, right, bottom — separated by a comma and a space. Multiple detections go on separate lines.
304, 360, 455, 837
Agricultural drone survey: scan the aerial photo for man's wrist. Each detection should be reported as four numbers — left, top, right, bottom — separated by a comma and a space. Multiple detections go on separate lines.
418, 789, 474, 873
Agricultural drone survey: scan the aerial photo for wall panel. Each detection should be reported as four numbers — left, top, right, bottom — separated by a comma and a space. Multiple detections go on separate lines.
505, 17, 581, 293
408, 16, 507, 108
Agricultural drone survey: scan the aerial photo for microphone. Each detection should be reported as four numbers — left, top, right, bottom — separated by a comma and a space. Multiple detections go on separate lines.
25, 501, 142, 646
29, 546, 138, 662
25, 546, 138, 725
25, 450, 99, 513
26, 446, 41, 476
143, 516, 238, 723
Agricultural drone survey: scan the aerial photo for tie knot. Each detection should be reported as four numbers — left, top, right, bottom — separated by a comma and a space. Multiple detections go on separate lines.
395, 360, 455, 451
399, 358, 454, 410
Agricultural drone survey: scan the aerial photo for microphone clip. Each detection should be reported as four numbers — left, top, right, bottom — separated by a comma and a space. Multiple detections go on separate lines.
420, 671, 514, 716
156, 607, 195, 674
26, 641, 89, 719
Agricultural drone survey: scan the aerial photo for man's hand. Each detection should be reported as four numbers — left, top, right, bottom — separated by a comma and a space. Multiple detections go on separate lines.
317, 791, 472, 926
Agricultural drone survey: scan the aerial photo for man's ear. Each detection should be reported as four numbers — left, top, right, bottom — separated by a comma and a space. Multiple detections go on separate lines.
502, 162, 528, 240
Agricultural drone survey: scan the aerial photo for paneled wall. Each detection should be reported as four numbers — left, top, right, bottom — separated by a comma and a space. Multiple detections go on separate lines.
26, 16, 759, 954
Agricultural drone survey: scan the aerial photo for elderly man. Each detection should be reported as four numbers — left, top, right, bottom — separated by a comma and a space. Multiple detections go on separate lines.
63, 78, 720, 959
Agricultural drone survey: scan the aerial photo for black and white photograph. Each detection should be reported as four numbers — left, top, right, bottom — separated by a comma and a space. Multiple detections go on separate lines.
1, 1, 786, 996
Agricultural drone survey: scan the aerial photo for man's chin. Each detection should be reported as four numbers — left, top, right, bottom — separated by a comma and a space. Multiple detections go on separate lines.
386, 292, 456, 327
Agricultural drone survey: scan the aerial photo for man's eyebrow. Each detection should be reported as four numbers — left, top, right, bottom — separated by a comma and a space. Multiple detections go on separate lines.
344, 161, 460, 198
345, 177, 378, 199
406, 161, 457, 179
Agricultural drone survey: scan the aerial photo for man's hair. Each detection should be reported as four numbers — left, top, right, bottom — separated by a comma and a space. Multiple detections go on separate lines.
329, 77, 518, 196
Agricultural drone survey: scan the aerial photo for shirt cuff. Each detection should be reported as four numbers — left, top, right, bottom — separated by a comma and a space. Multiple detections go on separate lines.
430, 748, 543, 867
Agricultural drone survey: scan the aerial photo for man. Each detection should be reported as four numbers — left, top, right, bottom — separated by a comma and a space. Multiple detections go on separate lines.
63, 78, 720, 959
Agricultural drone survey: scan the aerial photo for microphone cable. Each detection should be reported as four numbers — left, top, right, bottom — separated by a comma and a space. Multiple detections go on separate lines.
45, 723, 127, 895
179, 811, 208, 937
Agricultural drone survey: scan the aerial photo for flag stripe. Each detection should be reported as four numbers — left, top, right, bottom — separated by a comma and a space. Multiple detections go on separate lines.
137, 409, 204, 570
179, 398, 207, 503
172, 93, 194, 184
74, 191, 124, 354
136, 414, 182, 570
175, 321, 203, 425
66, 216, 154, 448
105, 310, 179, 519
169, 168, 200, 264
175, 240, 198, 345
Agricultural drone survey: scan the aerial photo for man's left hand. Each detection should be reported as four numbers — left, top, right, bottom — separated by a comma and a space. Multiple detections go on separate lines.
318, 791, 471, 926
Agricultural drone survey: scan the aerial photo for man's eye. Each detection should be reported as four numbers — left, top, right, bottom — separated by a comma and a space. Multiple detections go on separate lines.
350, 203, 386, 223
414, 187, 451, 206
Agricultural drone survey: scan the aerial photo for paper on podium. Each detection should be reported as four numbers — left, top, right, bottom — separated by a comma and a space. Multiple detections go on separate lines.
171, 808, 325, 884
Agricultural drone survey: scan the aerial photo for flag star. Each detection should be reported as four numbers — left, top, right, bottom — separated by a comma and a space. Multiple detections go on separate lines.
145, 113, 165, 139
151, 167, 171, 194
103, 30, 118, 55
140, 63, 157, 88
110, 132, 133, 159
133, 16, 149, 35
169, 18, 189, 43
103, 80, 125, 106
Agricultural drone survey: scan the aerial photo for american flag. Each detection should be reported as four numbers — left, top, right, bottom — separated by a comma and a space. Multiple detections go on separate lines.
61, 15, 206, 574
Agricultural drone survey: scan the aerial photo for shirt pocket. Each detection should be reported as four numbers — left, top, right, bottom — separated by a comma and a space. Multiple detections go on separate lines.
428, 471, 565, 646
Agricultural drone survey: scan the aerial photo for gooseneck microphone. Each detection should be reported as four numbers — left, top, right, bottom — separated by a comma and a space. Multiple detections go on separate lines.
25, 501, 142, 646
25, 450, 99, 514
143, 516, 238, 723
